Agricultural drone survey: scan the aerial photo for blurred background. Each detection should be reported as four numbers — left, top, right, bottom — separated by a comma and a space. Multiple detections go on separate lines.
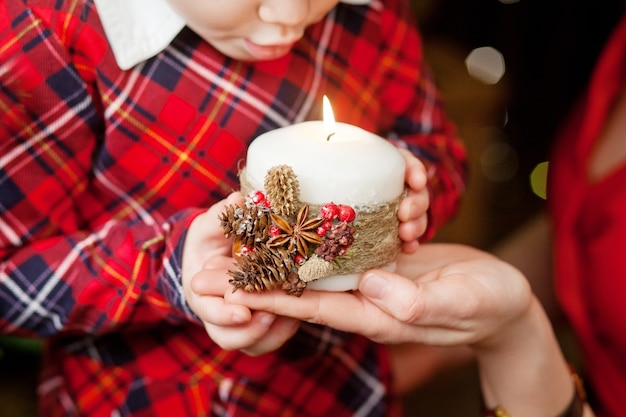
2, 0, 625, 415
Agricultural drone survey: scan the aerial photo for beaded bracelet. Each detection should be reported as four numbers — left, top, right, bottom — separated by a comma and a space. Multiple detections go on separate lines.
483, 365, 586, 417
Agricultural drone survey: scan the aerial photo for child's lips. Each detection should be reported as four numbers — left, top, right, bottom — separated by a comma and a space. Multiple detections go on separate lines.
244, 39, 295, 60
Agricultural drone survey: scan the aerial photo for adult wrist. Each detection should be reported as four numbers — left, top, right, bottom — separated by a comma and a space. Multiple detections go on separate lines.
483, 364, 586, 417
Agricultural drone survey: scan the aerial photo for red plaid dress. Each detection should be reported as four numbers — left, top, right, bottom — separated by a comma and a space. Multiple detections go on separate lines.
0, 0, 466, 415
550, 15, 626, 417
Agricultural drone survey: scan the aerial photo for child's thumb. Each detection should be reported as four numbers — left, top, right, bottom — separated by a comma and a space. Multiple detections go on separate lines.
195, 191, 244, 240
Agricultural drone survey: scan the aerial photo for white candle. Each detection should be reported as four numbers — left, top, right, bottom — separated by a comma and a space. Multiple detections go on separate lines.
243, 99, 405, 291
246, 121, 405, 206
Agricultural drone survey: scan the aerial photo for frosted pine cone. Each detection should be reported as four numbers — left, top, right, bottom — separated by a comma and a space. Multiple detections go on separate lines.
219, 200, 271, 247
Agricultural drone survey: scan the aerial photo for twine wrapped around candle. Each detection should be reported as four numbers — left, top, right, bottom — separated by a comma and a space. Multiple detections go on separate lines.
279, 194, 402, 280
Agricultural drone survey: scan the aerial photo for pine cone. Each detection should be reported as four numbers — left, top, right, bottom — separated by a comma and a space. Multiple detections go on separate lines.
264, 165, 301, 217
228, 246, 303, 295
219, 201, 271, 247
219, 204, 242, 237
281, 271, 307, 297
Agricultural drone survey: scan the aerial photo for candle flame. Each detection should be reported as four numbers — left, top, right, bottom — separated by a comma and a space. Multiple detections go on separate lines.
323, 95, 336, 141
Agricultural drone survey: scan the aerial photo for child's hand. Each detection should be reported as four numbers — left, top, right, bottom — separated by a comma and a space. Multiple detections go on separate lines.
189, 265, 301, 355
397, 149, 429, 253
182, 193, 300, 355
182, 192, 242, 291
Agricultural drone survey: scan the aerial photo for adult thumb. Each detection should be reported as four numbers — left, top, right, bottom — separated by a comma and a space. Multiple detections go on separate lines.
359, 270, 425, 323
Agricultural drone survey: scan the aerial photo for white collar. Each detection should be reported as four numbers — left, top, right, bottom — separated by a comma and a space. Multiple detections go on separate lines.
94, 0, 372, 70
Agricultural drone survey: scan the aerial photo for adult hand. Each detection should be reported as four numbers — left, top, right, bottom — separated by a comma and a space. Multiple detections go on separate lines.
225, 244, 532, 348
225, 244, 584, 417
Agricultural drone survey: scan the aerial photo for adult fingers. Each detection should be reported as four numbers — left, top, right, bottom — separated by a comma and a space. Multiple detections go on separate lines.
361, 267, 489, 327
226, 288, 355, 326
359, 270, 426, 323
225, 287, 407, 341
225, 282, 477, 345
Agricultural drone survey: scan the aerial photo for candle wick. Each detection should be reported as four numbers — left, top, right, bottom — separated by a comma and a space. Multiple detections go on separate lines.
326, 132, 336, 141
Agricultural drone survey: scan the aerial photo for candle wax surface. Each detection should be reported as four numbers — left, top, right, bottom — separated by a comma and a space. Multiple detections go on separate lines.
245, 121, 405, 206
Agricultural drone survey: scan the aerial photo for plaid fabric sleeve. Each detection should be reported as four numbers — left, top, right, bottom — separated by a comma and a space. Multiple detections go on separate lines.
377, 0, 468, 240
0, 2, 199, 338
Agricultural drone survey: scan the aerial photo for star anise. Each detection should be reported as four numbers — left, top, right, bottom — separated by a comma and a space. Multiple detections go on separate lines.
266, 204, 325, 258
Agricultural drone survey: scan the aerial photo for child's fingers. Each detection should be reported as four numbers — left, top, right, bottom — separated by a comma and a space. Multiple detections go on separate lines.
205, 311, 284, 352
399, 149, 427, 190
189, 268, 252, 325
398, 188, 428, 249
196, 191, 244, 241
398, 189, 429, 222
397, 151, 430, 247
190, 265, 232, 293
240, 317, 301, 356
398, 216, 427, 242
401, 239, 420, 254
193, 292, 253, 326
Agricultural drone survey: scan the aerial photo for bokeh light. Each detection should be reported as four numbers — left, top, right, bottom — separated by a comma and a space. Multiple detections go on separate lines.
465, 46, 506, 85
479, 127, 519, 182
530, 161, 549, 200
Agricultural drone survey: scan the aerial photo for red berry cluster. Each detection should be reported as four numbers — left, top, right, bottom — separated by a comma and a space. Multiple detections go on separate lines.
318, 202, 355, 229
315, 203, 356, 262
248, 190, 271, 208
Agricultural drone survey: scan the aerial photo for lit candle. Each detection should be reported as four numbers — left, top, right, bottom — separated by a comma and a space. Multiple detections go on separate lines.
241, 97, 405, 291
246, 97, 405, 207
